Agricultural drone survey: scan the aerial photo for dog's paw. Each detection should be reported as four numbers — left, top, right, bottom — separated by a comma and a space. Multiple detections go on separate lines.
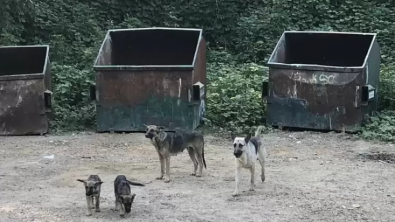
261, 176, 265, 182
164, 179, 171, 183
86, 212, 92, 216
195, 174, 202, 177
95, 208, 101, 212
156, 176, 163, 180
119, 214, 125, 218
249, 188, 255, 191
190, 173, 196, 176
232, 192, 239, 197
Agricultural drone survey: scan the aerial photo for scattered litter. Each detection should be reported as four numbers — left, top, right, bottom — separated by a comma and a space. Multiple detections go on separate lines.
296, 141, 301, 144
43, 155, 54, 159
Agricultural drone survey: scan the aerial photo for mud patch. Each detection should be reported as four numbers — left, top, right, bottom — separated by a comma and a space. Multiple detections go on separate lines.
358, 152, 395, 163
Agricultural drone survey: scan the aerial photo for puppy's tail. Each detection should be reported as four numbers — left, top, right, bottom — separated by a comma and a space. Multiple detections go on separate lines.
127, 180, 145, 187
202, 139, 207, 169
254, 125, 265, 137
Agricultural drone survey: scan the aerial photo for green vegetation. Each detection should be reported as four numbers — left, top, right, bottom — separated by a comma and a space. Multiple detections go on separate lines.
1, 0, 395, 140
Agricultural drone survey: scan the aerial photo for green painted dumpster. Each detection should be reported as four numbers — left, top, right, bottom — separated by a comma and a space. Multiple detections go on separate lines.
0, 45, 52, 135
92, 28, 206, 132
263, 31, 380, 132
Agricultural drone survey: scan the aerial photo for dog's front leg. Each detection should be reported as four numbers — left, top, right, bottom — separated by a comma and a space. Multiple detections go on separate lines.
232, 165, 242, 196
156, 153, 165, 180
85, 196, 92, 216
119, 203, 126, 217
164, 155, 171, 183
249, 165, 255, 191
114, 196, 120, 211
95, 195, 101, 212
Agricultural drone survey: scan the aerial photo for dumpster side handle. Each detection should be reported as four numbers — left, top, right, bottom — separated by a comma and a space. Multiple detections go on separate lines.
44, 90, 52, 109
90, 84, 97, 101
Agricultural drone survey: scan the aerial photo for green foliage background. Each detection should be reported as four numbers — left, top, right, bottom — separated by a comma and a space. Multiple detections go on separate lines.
1, 0, 395, 139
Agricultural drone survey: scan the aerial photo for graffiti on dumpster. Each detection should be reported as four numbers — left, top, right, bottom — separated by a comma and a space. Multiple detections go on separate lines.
292, 72, 338, 85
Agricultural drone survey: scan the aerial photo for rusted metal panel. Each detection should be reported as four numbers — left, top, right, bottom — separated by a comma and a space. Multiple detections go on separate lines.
265, 31, 380, 132
0, 45, 51, 135
93, 28, 206, 132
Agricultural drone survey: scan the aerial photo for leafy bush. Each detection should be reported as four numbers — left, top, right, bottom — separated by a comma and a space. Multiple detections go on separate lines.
50, 63, 95, 131
378, 63, 395, 111
361, 110, 395, 142
206, 51, 268, 133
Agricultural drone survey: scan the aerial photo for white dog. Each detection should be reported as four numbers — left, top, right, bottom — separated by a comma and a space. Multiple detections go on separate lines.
231, 126, 267, 196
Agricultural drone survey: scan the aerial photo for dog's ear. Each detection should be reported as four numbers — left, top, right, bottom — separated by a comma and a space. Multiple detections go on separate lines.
158, 126, 165, 130
131, 194, 136, 202
245, 134, 251, 144
158, 131, 167, 142
230, 132, 236, 141
77, 179, 86, 184
96, 181, 104, 185
143, 124, 148, 127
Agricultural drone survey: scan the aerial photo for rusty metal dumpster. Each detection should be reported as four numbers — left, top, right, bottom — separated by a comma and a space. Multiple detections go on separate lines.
92, 27, 206, 132
263, 31, 380, 132
0, 45, 52, 135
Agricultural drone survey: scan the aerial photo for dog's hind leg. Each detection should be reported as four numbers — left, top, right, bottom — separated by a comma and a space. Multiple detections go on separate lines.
258, 147, 266, 182
187, 147, 198, 176
95, 195, 101, 212
249, 165, 255, 191
85, 196, 92, 216
195, 151, 204, 177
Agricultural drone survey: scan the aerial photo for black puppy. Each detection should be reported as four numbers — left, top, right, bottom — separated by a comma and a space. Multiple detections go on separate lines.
114, 175, 145, 217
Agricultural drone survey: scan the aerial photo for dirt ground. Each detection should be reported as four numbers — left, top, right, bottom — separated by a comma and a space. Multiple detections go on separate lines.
0, 130, 395, 222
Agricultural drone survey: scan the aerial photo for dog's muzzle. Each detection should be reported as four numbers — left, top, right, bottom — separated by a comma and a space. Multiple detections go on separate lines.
234, 151, 243, 158
145, 133, 153, 139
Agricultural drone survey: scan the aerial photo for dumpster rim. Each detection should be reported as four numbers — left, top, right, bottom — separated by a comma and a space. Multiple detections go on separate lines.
266, 62, 364, 72
267, 31, 377, 71
93, 28, 203, 68
0, 44, 50, 76
93, 65, 194, 71
0, 73, 45, 81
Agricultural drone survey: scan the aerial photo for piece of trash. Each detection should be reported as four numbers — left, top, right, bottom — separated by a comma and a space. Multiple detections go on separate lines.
81, 156, 91, 159
296, 141, 301, 144
43, 155, 54, 159
352, 204, 361, 209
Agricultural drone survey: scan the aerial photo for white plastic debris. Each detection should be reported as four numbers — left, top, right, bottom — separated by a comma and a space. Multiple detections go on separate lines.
43, 155, 54, 159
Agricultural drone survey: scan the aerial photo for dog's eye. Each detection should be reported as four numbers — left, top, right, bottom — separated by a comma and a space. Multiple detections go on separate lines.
233, 144, 236, 148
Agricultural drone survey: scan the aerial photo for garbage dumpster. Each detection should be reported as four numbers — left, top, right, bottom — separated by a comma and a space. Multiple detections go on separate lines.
263, 31, 380, 132
92, 27, 206, 132
0, 45, 52, 135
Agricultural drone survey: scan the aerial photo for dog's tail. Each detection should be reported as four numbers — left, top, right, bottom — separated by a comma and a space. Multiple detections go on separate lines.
127, 180, 145, 187
202, 139, 207, 169
254, 125, 265, 137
